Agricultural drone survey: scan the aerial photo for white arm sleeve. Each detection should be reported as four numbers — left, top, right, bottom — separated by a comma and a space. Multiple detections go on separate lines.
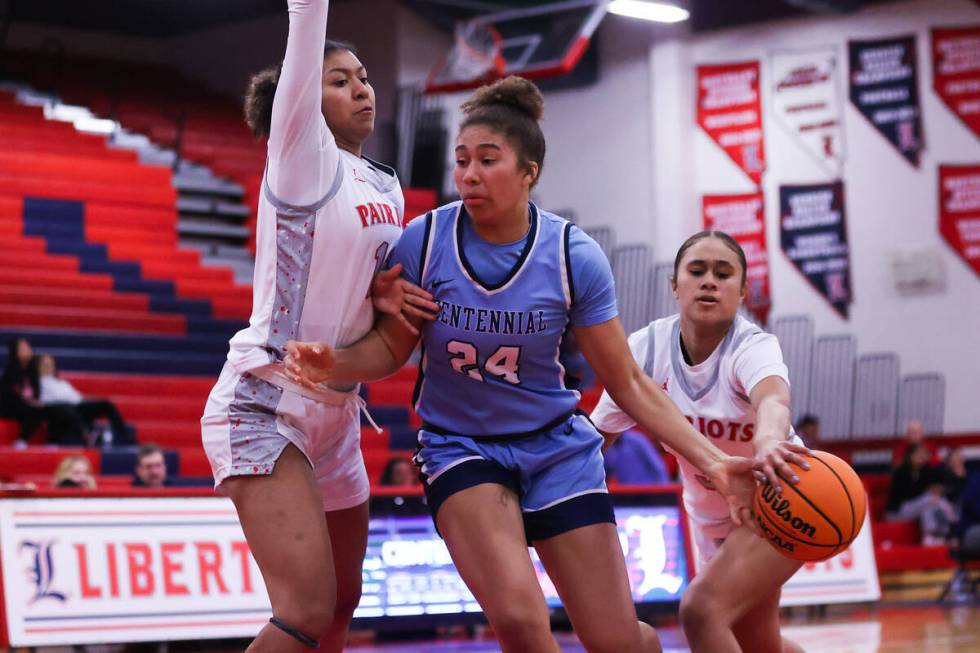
266, 0, 340, 206
589, 328, 649, 433
731, 332, 790, 396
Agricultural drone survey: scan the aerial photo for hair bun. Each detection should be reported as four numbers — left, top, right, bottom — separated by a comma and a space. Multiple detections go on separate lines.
461, 75, 544, 121
243, 65, 281, 138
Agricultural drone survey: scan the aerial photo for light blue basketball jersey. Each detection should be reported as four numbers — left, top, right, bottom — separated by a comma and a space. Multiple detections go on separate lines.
401, 201, 603, 436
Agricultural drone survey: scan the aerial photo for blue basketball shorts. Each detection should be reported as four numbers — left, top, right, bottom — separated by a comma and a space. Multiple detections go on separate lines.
414, 412, 615, 542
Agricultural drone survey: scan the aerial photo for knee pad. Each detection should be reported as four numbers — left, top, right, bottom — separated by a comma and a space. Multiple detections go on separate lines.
269, 616, 320, 649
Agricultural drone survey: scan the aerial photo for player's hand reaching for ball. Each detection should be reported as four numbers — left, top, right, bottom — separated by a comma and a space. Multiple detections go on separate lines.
284, 340, 336, 389
753, 439, 812, 494
371, 263, 440, 335
706, 455, 761, 535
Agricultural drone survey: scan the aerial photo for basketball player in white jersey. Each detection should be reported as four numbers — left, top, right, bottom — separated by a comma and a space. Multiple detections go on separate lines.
592, 231, 809, 653
200, 1, 436, 651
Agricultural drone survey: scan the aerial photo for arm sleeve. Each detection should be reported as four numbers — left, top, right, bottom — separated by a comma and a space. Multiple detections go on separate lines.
588, 328, 649, 433
265, 0, 340, 206
385, 214, 428, 286
731, 332, 790, 396
568, 227, 618, 327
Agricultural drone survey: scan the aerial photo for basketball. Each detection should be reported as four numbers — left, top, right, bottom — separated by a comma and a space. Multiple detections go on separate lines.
755, 450, 867, 562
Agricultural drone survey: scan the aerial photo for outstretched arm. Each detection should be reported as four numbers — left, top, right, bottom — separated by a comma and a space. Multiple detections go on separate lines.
750, 376, 810, 492
285, 313, 421, 387
267, 0, 339, 205
575, 317, 757, 525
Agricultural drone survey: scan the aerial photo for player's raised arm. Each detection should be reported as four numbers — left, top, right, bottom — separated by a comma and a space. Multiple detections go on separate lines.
265, 0, 339, 204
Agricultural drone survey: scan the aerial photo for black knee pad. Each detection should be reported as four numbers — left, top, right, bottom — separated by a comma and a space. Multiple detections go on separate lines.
269, 616, 320, 649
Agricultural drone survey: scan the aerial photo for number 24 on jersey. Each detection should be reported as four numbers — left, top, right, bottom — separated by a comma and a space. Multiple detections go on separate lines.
447, 340, 522, 384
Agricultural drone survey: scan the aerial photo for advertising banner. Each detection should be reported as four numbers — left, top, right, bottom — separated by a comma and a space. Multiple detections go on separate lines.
0, 496, 690, 646
780, 513, 881, 606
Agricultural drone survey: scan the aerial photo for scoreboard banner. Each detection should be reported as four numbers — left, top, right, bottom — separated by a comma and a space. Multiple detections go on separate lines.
0, 495, 691, 647
932, 26, 980, 140
697, 61, 767, 186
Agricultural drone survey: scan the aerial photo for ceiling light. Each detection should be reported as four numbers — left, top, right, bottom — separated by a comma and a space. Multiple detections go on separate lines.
608, 0, 690, 23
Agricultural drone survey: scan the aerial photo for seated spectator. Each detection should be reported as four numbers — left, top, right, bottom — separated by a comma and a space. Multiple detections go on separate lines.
886, 443, 957, 545
34, 354, 133, 446
795, 414, 820, 448
1, 337, 84, 448
958, 471, 980, 543
602, 429, 671, 485
132, 444, 170, 488
940, 447, 968, 507
946, 471, 980, 599
380, 456, 418, 487
892, 419, 939, 467
52, 455, 97, 489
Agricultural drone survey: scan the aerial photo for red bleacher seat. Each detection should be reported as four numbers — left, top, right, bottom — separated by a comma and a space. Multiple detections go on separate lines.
875, 544, 954, 573
872, 520, 920, 547
0, 305, 186, 335
175, 447, 212, 477
0, 447, 100, 480
366, 381, 415, 406
0, 92, 253, 327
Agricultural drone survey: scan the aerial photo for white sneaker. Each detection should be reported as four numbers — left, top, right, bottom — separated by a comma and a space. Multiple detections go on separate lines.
12, 440, 27, 450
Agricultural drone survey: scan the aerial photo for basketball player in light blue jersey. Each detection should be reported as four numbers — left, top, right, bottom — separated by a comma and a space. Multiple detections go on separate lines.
285, 76, 757, 653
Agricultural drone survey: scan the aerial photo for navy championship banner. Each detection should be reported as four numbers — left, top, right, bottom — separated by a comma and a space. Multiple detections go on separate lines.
848, 35, 923, 166
779, 182, 853, 318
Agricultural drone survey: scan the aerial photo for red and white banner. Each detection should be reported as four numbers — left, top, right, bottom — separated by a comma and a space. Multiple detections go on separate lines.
0, 497, 270, 647
771, 48, 845, 175
702, 193, 771, 325
697, 61, 766, 186
939, 164, 980, 277
932, 26, 980, 140
780, 508, 880, 607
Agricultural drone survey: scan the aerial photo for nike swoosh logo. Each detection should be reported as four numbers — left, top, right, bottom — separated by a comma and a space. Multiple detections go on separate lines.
430, 279, 452, 289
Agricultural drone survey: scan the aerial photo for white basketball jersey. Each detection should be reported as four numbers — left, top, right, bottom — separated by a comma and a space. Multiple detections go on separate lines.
591, 314, 793, 537
225, 151, 404, 376
218, 0, 404, 381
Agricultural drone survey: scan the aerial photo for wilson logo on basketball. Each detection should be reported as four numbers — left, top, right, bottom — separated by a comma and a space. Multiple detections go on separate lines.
759, 483, 817, 538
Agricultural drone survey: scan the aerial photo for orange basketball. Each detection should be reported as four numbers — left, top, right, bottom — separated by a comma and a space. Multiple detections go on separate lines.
754, 450, 867, 562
